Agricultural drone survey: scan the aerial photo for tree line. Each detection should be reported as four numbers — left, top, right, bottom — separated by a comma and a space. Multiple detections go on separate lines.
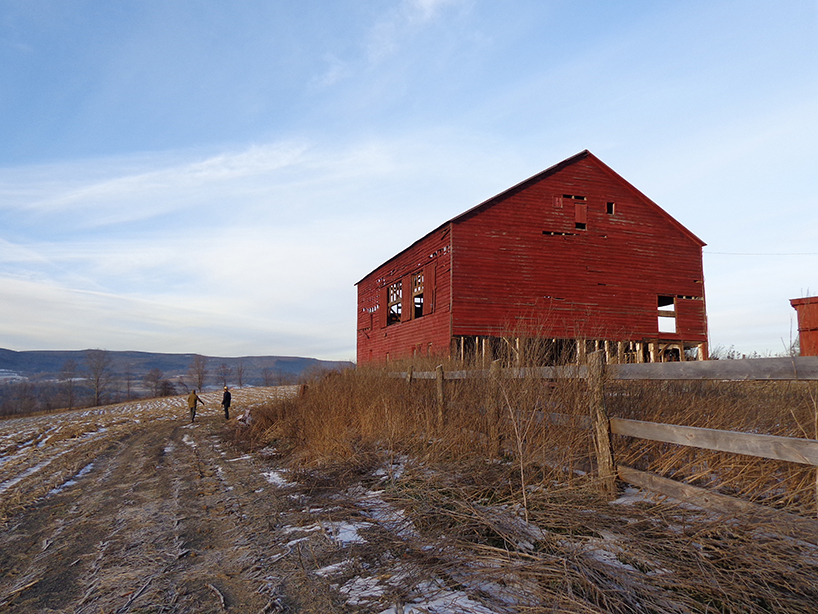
0, 350, 296, 418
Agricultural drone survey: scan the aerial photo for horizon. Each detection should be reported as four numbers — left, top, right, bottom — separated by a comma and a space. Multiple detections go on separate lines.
2, 1, 816, 360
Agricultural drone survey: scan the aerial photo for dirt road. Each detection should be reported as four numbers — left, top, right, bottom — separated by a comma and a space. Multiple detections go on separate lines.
1, 390, 501, 614
0, 391, 333, 613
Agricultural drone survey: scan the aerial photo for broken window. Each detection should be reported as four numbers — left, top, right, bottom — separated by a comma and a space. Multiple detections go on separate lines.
412, 271, 424, 319
574, 203, 587, 230
387, 282, 402, 325
562, 195, 588, 230
658, 295, 677, 334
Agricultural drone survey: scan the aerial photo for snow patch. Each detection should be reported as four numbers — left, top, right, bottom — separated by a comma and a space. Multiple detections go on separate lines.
261, 470, 293, 487
49, 462, 95, 495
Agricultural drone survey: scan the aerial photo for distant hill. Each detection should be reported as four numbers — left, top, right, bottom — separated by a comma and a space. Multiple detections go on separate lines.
0, 348, 353, 389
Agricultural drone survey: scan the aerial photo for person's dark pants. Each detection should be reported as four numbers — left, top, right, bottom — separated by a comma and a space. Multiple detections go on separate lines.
223, 404, 230, 419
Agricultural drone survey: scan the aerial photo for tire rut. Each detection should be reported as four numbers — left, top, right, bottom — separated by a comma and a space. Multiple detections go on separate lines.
0, 415, 290, 613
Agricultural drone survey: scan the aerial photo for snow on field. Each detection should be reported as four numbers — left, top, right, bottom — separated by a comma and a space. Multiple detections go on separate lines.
0, 386, 296, 510
259, 454, 531, 613
262, 469, 294, 487
1, 386, 685, 612
48, 461, 95, 495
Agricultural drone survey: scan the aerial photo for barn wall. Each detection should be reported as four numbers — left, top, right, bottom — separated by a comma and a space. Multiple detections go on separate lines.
791, 297, 818, 356
356, 228, 452, 363
449, 156, 708, 346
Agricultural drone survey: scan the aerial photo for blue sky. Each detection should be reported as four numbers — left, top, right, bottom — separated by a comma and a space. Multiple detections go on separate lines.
1, 0, 816, 361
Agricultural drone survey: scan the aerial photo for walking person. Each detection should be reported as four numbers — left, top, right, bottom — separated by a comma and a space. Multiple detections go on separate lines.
187, 389, 204, 422
221, 386, 232, 420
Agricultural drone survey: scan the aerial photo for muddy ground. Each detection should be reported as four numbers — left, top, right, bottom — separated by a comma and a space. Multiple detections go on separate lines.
0, 391, 371, 613
3, 390, 818, 614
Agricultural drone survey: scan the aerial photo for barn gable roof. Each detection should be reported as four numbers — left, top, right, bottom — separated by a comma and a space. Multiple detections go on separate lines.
356, 150, 705, 285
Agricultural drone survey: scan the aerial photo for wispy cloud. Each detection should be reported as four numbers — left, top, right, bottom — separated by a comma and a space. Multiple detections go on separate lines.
310, 54, 351, 89
366, 0, 468, 62
0, 142, 310, 224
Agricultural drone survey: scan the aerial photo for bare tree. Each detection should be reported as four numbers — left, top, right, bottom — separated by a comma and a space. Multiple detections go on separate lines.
236, 361, 245, 388
188, 355, 209, 390
85, 349, 112, 407
216, 363, 233, 387
262, 367, 274, 386
14, 382, 37, 415
143, 368, 164, 397
159, 379, 176, 396
123, 363, 135, 400
60, 359, 79, 410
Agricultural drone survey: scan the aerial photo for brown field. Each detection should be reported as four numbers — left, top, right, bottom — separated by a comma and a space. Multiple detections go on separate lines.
1, 369, 817, 613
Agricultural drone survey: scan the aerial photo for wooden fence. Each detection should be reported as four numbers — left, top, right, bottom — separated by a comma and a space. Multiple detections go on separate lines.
393, 355, 818, 542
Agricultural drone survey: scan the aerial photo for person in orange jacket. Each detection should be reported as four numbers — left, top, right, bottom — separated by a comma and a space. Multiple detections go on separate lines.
187, 389, 204, 422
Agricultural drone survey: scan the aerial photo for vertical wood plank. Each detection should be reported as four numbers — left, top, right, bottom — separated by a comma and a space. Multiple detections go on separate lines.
588, 351, 615, 496
379, 286, 389, 329
424, 263, 436, 314
487, 359, 502, 458
436, 364, 445, 429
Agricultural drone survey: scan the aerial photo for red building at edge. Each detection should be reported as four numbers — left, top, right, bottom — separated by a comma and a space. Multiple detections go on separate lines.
790, 297, 818, 356
356, 150, 709, 365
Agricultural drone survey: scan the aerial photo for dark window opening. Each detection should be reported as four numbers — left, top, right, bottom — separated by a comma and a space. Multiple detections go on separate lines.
412, 271, 424, 319
606, 201, 615, 215
574, 222, 587, 230
387, 282, 402, 325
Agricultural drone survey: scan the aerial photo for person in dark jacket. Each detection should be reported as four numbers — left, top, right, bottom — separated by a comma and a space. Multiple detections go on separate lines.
221, 386, 232, 419
187, 389, 203, 422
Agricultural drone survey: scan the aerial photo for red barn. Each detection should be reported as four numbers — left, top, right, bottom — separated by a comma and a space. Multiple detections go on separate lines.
356, 150, 708, 365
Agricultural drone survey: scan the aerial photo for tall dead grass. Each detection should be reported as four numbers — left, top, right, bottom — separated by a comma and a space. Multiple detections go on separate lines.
607, 378, 818, 516
245, 359, 818, 516
239, 358, 818, 611
246, 358, 594, 486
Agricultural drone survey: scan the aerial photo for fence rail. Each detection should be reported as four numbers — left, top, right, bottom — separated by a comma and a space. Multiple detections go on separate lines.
390, 355, 818, 542
394, 355, 818, 382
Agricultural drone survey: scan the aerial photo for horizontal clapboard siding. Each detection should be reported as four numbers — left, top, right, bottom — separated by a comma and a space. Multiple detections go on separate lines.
451, 155, 706, 341
356, 151, 708, 363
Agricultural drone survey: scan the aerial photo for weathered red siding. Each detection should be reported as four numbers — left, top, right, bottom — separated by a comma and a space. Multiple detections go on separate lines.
790, 297, 818, 356
356, 151, 708, 364
450, 154, 706, 343
356, 228, 452, 363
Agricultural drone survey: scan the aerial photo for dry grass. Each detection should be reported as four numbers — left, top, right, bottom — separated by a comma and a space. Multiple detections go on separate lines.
608, 379, 818, 516
244, 362, 818, 513
239, 362, 818, 612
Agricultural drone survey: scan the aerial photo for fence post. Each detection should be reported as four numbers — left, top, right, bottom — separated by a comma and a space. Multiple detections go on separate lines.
435, 365, 445, 428
588, 351, 616, 496
487, 360, 502, 457
406, 365, 414, 385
